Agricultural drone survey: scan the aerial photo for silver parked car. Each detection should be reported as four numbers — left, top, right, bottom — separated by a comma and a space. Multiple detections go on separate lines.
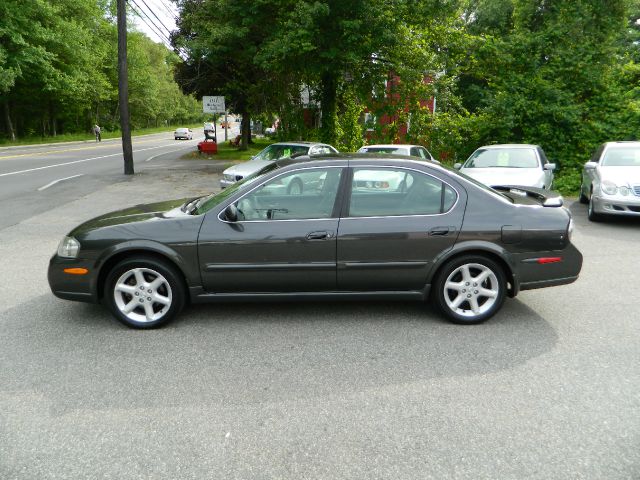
580, 141, 640, 221
358, 144, 437, 163
220, 142, 338, 188
455, 144, 556, 190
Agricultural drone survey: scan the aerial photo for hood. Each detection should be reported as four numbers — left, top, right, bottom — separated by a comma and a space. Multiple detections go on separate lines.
599, 166, 640, 185
223, 159, 274, 178
460, 167, 545, 188
70, 198, 192, 236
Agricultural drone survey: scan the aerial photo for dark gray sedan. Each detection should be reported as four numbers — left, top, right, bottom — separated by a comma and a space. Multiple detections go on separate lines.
48, 155, 583, 328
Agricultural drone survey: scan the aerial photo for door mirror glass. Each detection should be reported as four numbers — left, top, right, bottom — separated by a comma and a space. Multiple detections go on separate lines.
224, 204, 238, 222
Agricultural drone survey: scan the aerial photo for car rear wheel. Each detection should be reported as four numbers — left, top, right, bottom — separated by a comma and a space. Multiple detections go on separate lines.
104, 257, 185, 328
433, 255, 506, 324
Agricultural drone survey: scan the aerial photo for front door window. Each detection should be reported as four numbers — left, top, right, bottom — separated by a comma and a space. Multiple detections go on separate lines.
235, 167, 343, 221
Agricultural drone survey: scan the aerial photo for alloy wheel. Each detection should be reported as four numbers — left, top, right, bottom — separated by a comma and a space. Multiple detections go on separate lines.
113, 267, 173, 323
442, 263, 500, 319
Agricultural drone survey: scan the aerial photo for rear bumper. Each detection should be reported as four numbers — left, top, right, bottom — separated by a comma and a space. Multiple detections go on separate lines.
514, 242, 583, 293
219, 178, 236, 189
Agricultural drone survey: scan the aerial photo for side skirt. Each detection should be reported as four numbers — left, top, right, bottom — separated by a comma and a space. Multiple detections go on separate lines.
189, 287, 431, 304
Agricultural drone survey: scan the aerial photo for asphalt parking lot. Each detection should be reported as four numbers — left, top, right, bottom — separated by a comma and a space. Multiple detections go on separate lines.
0, 163, 638, 479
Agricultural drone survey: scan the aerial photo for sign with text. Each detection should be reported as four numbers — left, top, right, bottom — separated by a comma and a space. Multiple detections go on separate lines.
202, 96, 226, 113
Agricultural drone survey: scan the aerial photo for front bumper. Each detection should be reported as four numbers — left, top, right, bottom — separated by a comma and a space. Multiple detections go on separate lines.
219, 177, 237, 189
591, 194, 640, 217
48, 255, 99, 303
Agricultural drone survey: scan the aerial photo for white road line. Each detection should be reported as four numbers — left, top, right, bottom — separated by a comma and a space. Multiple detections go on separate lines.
145, 142, 197, 162
0, 143, 182, 178
37, 174, 84, 191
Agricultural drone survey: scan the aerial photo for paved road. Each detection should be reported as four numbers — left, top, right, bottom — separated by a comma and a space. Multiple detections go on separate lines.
0, 164, 638, 479
0, 125, 238, 229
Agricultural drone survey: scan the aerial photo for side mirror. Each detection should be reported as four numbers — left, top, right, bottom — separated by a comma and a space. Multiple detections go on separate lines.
584, 161, 597, 170
544, 163, 557, 171
224, 204, 238, 222
453, 162, 462, 170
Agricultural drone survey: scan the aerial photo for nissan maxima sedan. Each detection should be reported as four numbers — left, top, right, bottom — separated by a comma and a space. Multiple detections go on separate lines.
455, 144, 556, 190
49, 155, 582, 329
579, 141, 640, 221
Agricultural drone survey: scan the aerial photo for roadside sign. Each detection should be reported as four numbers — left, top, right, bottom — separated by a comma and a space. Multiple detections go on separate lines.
203, 96, 226, 113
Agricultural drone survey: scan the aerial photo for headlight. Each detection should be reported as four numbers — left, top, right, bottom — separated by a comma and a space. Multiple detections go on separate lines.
57, 236, 80, 258
601, 180, 618, 195
619, 186, 630, 196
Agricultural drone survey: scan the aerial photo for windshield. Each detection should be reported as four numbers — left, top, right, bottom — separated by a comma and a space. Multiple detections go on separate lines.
195, 163, 280, 214
601, 146, 640, 167
254, 144, 309, 161
450, 167, 514, 204
464, 148, 539, 168
360, 147, 407, 155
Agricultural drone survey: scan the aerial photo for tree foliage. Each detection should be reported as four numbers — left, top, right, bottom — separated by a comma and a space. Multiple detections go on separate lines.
0, 0, 203, 141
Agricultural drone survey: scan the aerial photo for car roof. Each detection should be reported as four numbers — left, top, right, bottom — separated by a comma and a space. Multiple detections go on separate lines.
476, 144, 539, 149
276, 153, 440, 170
360, 144, 419, 149
604, 141, 640, 146
271, 141, 332, 147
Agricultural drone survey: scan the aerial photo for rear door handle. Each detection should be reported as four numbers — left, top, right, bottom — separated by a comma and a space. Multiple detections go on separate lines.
306, 231, 333, 240
429, 226, 452, 236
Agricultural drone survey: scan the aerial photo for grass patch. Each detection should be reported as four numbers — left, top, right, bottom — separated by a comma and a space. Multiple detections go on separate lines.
181, 137, 274, 162
0, 123, 205, 147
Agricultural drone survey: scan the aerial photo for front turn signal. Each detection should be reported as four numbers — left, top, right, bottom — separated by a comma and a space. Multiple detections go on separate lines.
63, 268, 89, 275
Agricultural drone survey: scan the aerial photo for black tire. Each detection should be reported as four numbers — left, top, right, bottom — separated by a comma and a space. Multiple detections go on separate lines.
578, 185, 588, 204
104, 256, 186, 329
432, 255, 507, 324
287, 178, 304, 195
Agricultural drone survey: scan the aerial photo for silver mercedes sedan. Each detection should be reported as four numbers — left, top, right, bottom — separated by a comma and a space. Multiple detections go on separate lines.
580, 141, 640, 221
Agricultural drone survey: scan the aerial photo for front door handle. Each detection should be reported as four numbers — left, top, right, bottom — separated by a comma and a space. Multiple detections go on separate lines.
429, 226, 452, 236
306, 231, 333, 240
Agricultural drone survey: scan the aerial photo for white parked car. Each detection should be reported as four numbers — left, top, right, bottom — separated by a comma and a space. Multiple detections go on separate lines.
358, 144, 437, 163
580, 141, 640, 221
455, 144, 555, 190
174, 128, 193, 140
220, 142, 338, 188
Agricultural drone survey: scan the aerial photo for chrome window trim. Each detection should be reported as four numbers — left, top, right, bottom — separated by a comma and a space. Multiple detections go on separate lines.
347, 165, 460, 218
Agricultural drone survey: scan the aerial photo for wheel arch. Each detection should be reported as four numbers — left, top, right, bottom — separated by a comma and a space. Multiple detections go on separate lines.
96, 244, 191, 302
428, 243, 517, 298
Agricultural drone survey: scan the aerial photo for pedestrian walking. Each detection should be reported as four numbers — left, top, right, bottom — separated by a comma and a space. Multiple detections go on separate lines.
93, 124, 101, 142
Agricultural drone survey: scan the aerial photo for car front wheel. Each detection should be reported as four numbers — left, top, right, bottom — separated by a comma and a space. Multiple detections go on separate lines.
104, 256, 186, 328
587, 191, 602, 222
433, 255, 507, 324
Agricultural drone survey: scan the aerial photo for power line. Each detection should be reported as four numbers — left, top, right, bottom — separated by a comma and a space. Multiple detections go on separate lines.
138, 0, 174, 38
127, 0, 189, 59
127, 0, 172, 46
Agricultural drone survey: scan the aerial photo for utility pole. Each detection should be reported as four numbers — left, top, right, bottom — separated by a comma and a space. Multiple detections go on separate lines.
117, 0, 134, 175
